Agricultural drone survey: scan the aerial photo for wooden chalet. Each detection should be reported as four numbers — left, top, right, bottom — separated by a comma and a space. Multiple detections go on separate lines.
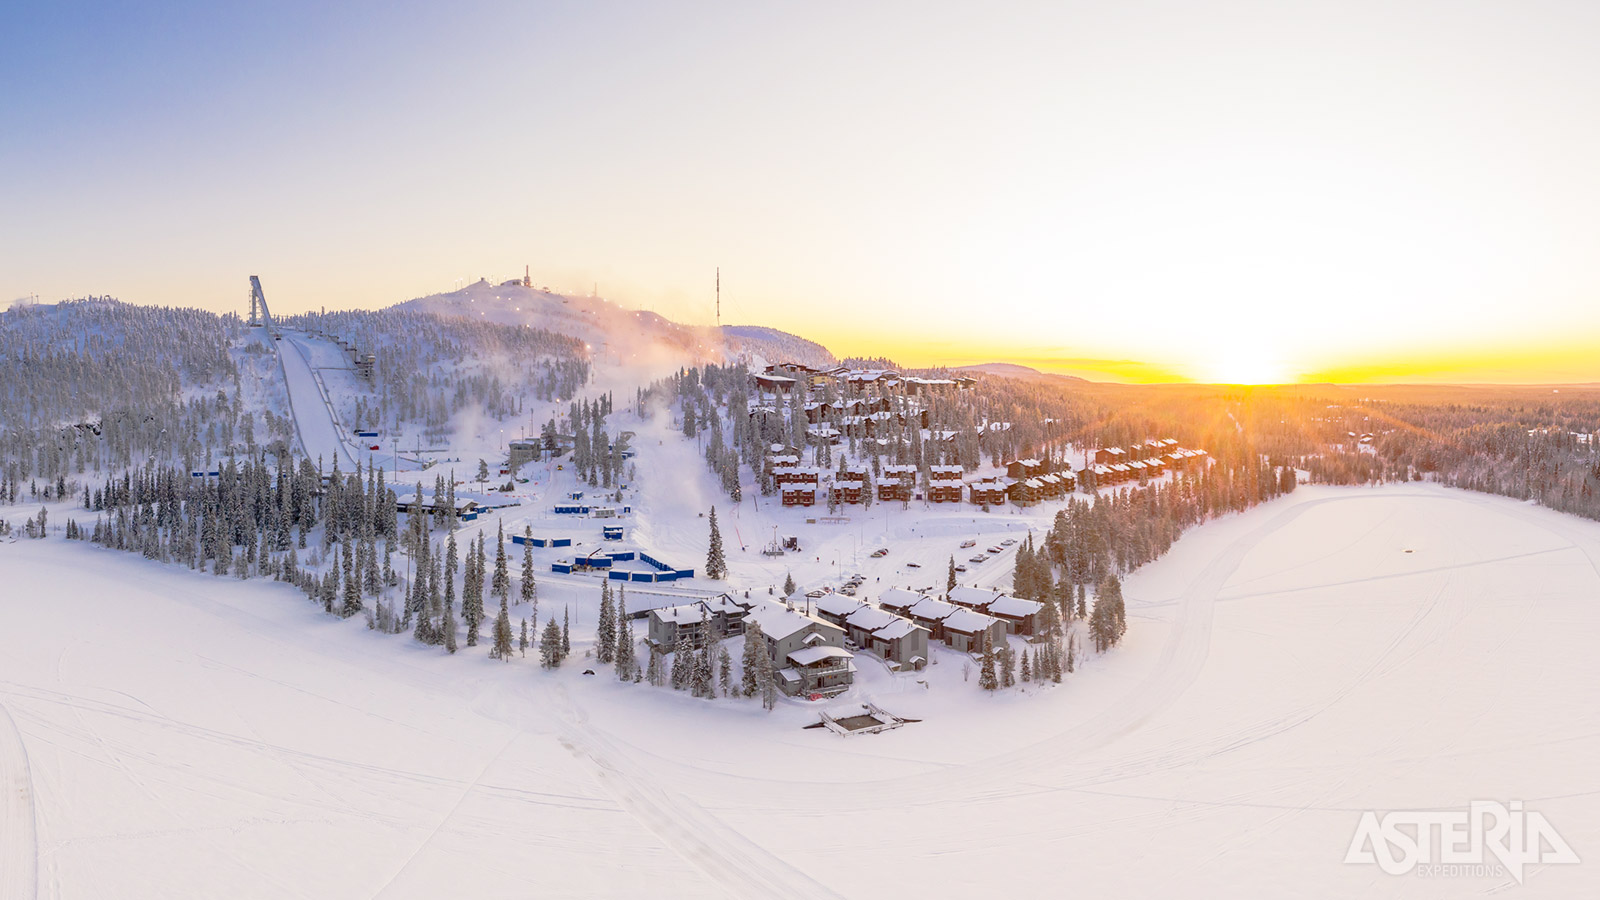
879, 464, 917, 502
1006, 478, 1042, 506
968, 479, 1008, 506
1093, 447, 1127, 465
752, 373, 797, 395
773, 466, 820, 486
831, 477, 866, 505
1005, 458, 1045, 480
928, 464, 964, 503
781, 483, 817, 507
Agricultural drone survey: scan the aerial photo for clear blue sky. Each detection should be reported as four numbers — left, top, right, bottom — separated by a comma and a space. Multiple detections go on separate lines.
6, 1, 1600, 382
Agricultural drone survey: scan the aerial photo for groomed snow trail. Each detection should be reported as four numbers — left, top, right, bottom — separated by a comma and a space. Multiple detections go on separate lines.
0, 701, 38, 900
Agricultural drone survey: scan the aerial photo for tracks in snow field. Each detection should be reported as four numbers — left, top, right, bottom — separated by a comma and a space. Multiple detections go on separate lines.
0, 701, 38, 900
547, 683, 845, 900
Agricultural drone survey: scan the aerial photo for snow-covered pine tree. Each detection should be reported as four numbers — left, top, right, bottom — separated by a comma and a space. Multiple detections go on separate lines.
705, 506, 727, 579
947, 555, 958, 594
341, 538, 362, 618
1020, 647, 1031, 682
519, 618, 528, 657
492, 594, 512, 661
782, 571, 796, 597
718, 646, 732, 697
596, 580, 615, 664
614, 601, 636, 681
741, 622, 765, 697
520, 525, 536, 607
758, 639, 778, 711
561, 605, 570, 659
670, 630, 689, 690
491, 520, 509, 606
979, 632, 999, 691
539, 618, 563, 668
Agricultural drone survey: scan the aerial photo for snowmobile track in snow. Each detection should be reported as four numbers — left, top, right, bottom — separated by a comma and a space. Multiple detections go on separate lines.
0, 701, 38, 900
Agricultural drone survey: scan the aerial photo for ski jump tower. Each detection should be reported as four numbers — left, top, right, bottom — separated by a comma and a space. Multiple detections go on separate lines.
248, 275, 274, 332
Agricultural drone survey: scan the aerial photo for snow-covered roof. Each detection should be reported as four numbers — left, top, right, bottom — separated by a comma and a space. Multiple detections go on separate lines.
878, 588, 930, 610
942, 607, 1002, 635
987, 595, 1044, 618
651, 604, 711, 625
948, 586, 1006, 608
844, 605, 901, 632
907, 597, 959, 621
743, 603, 825, 641
787, 646, 854, 667
813, 594, 864, 619
869, 617, 925, 641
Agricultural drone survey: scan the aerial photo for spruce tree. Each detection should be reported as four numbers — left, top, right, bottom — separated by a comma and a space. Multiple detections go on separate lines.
645, 648, 663, 686
741, 622, 765, 697
705, 506, 727, 579
782, 571, 796, 597
561, 606, 571, 659
340, 539, 362, 618
519, 617, 528, 657
670, 630, 689, 690
492, 594, 512, 661
1020, 647, 1032, 683
979, 632, 999, 691
947, 555, 958, 593
520, 526, 536, 607
492, 520, 509, 605
539, 618, 563, 668
596, 580, 616, 664
718, 646, 733, 698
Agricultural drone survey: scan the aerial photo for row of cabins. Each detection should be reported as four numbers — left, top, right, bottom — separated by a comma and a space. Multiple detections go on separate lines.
811, 594, 930, 672
1089, 447, 1207, 486
641, 584, 1046, 697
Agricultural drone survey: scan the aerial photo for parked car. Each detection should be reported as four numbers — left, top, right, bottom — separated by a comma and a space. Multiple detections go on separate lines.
987, 546, 1004, 554
906, 561, 922, 568
1001, 538, 1017, 547
840, 585, 858, 596
960, 539, 977, 548
969, 555, 987, 563
954, 564, 968, 573
871, 548, 889, 558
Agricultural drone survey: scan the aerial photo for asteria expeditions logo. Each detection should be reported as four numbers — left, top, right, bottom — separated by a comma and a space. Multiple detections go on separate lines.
1345, 800, 1580, 884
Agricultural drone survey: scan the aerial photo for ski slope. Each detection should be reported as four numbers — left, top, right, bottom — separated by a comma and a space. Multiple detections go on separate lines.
2, 484, 1597, 897
277, 333, 357, 472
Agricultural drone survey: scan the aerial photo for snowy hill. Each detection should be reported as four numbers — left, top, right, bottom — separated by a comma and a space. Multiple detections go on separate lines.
955, 362, 1089, 383
391, 281, 836, 380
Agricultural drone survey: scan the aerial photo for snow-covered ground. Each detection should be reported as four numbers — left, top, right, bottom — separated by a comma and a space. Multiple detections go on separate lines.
3, 483, 1597, 897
